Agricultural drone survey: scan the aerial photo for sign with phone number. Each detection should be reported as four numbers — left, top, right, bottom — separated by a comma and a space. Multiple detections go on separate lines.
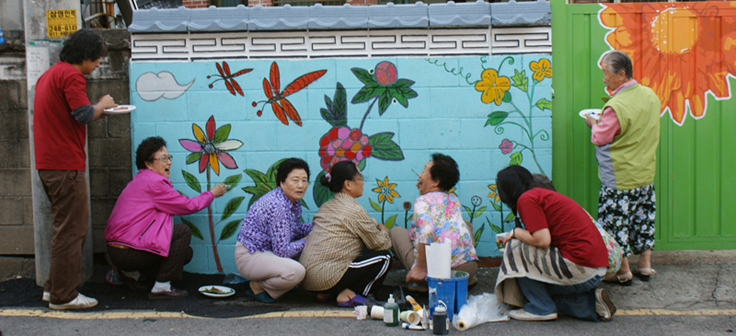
47, 9, 78, 38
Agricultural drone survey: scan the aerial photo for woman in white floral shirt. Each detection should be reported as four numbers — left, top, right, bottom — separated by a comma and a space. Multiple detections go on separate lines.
390, 153, 478, 289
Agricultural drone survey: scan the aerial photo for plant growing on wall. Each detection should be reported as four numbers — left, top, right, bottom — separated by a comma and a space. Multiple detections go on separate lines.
178, 116, 244, 273
314, 61, 418, 207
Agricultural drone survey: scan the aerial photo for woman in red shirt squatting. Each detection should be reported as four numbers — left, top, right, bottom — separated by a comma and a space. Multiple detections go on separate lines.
493, 165, 616, 322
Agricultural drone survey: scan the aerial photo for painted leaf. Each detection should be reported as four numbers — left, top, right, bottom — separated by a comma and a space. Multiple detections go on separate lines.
390, 79, 418, 107
357, 159, 366, 171
502, 90, 512, 103
221, 196, 244, 221
313, 171, 334, 208
385, 214, 398, 230
321, 83, 348, 127
369, 198, 381, 212
378, 91, 392, 115
490, 223, 502, 233
352, 85, 383, 104
223, 174, 242, 190
511, 69, 528, 92
463, 205, 472, 215
474, 206, 486, 218
509, 151, 523, 166
182, 170, 201, 193
504, 212, 516, 223
213, 124, 231, 143
491, 201, 502, 212
351, 68, 377, 86
242, 169, 275, 210
535, 98, 552, 111
219, 219, 241, 241
485, 112, 509, 127
473, 222, 485, 247
186, 152, 203, 164
176, 190, 185, 196
368, 132, 404, 161
181, 217, 203, 240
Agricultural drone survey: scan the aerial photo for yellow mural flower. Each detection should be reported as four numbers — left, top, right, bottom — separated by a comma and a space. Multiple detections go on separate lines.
475, 69, 511, 105
530, 59, 552, 82
372, 177, 400, 203
488, 184, 500, 203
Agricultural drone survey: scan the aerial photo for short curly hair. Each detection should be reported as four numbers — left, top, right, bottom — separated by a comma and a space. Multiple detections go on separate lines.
276, 158, 310, 185
429, 153, 460, 191
135, 136, 167, 170
59, 29, 107, 64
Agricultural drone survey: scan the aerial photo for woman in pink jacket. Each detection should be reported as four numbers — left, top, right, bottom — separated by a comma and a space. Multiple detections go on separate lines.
105, 136, 227, 300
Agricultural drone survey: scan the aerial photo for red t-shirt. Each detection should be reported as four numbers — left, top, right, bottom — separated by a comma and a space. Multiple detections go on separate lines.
33, 61, 91, 171
517, 188, 608, 268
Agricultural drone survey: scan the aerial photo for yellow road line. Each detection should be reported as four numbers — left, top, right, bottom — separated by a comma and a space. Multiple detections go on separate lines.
1, 308, 733, 320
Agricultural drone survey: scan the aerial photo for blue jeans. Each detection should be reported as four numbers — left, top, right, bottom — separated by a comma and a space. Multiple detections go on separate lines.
516, 275, 602, 321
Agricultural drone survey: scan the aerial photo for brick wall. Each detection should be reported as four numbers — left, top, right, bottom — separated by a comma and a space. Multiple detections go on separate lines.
0, 29, 132, 255
182, 0, 210, 8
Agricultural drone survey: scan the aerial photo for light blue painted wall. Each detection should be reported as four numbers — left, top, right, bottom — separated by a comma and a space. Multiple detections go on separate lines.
130, 54, 552, 274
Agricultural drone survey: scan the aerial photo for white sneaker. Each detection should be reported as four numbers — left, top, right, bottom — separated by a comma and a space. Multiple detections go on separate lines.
509, 309, 558, 321
595, 288, 616, 321
42, 291, 50, 302
48, 293, 98, 310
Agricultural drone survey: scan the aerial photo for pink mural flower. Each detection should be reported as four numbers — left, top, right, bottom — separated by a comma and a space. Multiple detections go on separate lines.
319, 126, 372, 172
179, 116, 243, 175
499, 139, 514, 154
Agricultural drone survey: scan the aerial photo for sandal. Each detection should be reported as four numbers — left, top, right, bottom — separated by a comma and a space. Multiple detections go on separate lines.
336, 294, 367, 308
604, 271, 633, 286
634, 268, 657, 282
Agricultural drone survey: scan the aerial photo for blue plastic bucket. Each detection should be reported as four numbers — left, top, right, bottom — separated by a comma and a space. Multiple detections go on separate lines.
427, 271, 469, 319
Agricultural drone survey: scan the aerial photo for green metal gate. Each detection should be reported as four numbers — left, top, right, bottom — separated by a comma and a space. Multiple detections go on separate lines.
551, 1, 736, 250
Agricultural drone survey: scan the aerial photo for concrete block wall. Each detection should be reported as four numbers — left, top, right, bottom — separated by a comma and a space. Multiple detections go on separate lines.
0, 29, 132, 255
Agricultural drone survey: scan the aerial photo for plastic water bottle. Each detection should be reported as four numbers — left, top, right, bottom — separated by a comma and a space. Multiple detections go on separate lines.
432, 300, 449, 335
383, 294, 399, 326
0, 28, 5, 44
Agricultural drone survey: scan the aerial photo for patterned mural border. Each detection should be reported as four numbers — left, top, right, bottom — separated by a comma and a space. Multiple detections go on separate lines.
130, 27, 551, 62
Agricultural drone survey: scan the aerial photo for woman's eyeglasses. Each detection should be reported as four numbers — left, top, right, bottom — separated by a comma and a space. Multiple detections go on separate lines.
153, 155, 173, 162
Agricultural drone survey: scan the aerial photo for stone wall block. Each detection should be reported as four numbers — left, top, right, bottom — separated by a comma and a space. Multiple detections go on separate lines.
89, 168, 109, 197
91, 197, 118, 227
88, 138, 132, 168
23, 196, 33, 226
19, 138, 30, 168
0, 81, 21, 109
0, 197, 24, 225
87, 117, 108, 139
0, 169, 31, 196
109, 167, 133, 196
0, 140, 21, 168
107, 113, 131, 138
0, 110, 29, 139
0, 226, 34, 254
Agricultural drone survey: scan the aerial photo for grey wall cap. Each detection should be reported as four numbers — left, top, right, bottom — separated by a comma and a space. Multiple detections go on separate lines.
308, 4, 368, 29
491, 0, 551, 26
368, 2, 428, 28
249, 4, 309, 30
429, 0, 490, 27
127, 1, 550, 33
128, 6, 190, 32
188, 5, 249, 31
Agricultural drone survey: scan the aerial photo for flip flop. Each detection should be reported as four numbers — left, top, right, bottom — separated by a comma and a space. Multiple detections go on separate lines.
634, 268, 657, 282
604, 271, 633, 286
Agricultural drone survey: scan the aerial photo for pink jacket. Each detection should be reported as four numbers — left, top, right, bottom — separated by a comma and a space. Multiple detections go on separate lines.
105, 169, 214, 257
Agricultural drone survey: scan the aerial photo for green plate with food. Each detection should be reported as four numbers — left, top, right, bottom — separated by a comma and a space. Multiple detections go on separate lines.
198, 285, 235, 298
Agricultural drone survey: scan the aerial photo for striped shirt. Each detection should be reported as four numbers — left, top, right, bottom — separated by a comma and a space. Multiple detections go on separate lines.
299, 192, 392, 291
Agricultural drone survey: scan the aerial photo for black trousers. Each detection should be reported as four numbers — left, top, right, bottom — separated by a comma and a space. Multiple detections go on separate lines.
325, 251, 392, 297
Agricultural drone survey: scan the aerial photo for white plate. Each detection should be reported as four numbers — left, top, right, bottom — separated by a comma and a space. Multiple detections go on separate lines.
579, 108, 601, 120
198, 285, 235, 298
104, 105, 136, 114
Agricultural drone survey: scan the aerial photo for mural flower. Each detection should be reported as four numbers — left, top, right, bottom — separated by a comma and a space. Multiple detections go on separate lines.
319, 126, 372, 172
499, 139, 514, 154
179, 116, 243, 175
600, 2, 736, 125
487, 184, 500, 203
373, 177, 399, 204
530, 59, 552, 82
474, 69, 511, 105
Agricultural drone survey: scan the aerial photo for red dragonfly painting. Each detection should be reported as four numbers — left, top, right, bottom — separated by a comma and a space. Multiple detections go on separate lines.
207, 61, 253, 96
252, 62, 327, 127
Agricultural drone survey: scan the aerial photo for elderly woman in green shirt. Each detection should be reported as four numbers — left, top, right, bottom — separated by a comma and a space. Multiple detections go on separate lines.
299, 161, 392, 307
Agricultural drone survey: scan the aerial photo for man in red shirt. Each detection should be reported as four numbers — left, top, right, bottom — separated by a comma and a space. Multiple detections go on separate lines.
34, 29, 116, 310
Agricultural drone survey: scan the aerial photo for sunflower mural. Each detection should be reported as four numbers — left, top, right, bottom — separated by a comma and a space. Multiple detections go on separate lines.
178, 116, 244, 273
599, 2, 736, 125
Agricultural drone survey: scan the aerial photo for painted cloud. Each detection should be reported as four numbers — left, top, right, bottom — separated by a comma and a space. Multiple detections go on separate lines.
136, 71, 194, 101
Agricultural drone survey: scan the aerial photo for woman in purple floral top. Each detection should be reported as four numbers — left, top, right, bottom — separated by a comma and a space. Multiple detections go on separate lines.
234, 158, 313, 303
